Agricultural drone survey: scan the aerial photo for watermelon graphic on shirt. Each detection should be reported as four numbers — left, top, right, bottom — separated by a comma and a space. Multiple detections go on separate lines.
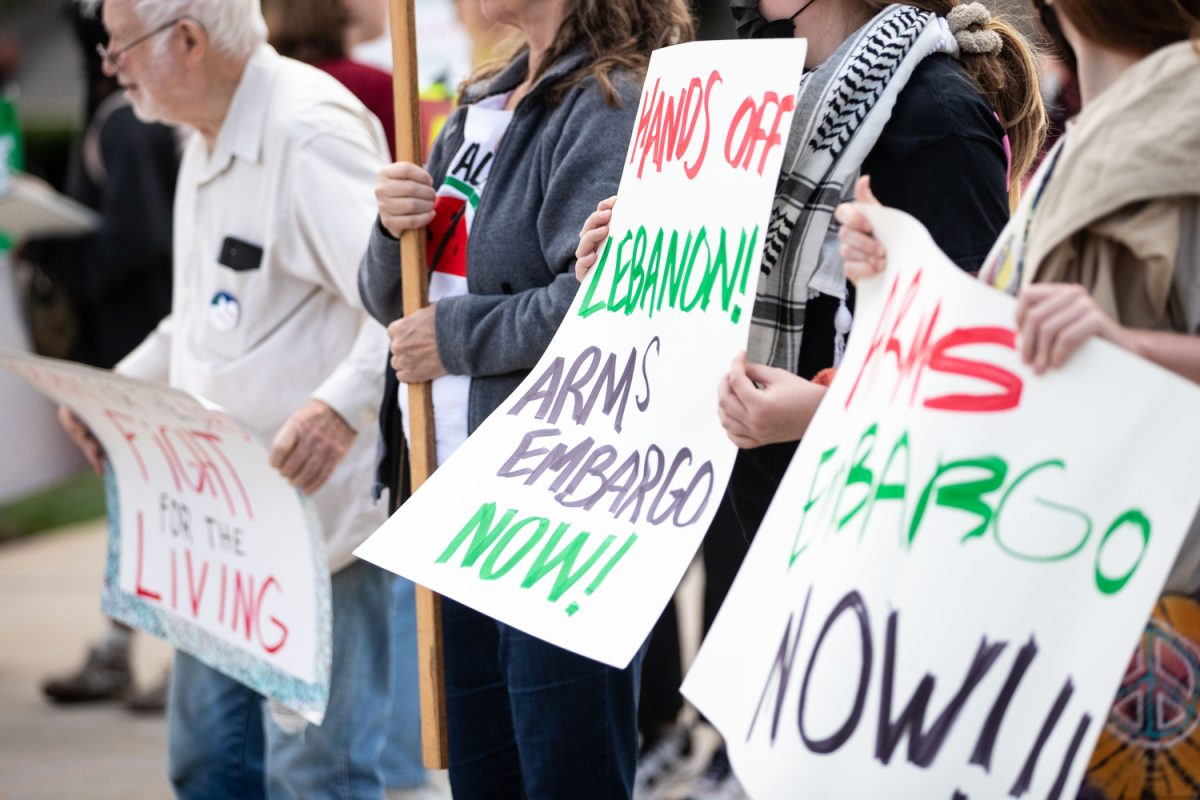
427, 193, 468, 279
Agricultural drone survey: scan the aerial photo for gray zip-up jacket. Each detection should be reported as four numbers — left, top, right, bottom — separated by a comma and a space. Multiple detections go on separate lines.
358, 47, 641, 497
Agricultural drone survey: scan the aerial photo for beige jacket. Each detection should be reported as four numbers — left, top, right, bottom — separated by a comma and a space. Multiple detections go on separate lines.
1026, 41, 1200, 333
1023, 41, 1200, 592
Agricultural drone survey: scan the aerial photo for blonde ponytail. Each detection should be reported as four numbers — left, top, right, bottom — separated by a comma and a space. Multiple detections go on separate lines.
956, 13, 1048, 208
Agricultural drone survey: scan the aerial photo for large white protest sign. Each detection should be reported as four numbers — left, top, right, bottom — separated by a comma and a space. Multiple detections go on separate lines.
355, 40, 806, 668
682, 208, 1200, 799
0, 352, 331, 723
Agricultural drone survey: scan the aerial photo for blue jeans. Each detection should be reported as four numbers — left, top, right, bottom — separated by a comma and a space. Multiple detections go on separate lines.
167, 560, 393, 800
381, 577, 425, 788
442, 598, 644, 800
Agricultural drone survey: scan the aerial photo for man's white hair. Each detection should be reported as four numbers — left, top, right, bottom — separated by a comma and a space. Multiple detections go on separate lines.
78, 0, 267, 59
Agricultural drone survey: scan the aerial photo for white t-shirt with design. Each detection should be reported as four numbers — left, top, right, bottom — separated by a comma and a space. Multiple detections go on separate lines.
401, 94, 513, 465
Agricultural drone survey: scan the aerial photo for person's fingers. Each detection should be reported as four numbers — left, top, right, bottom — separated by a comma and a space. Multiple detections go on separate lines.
58, 407, 88, 441
379, 211, 436, 237
717, 407, 754, 440
83, 441, 105, 475
727, 353, 763, 408
1018, 290, 1077, 365
1048, 315, 1099, 370
575, 224, 609, 259
833, 202, 872, 235
302, 464, 335, 496
844, 257, 883, 283
717, 378, 746, 421
727, 430, 759, 450
268, 422, 299, 470
379, 161, 434, 185
1015, 284, 1071, 327
598, 195, 617, 211
378, 193, 436, 218
717, 366, 751, 419
840, 228, 885, 261
742, 360, 794, 388
294, 453, 329, 495
58, 407, 104, 472
376, 178, 437, 202
579, 207, 612, 236
575, 253, 598, 282
279, 441, 315, 484
856, 174, 880, 206
1031, 301, 1087, 373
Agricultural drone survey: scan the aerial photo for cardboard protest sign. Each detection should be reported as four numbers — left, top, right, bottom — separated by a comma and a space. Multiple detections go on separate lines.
355, 40, 807, 668
0, 173, 100, 239
0, 352, 331, 723
681, 208, 1200, 800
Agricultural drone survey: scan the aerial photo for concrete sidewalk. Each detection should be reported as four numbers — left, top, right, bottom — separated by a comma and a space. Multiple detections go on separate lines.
0, 520, 173, 800
0, 521, 719, 800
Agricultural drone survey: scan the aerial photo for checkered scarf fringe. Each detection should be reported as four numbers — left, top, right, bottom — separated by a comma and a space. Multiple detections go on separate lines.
747, 5, 950, 370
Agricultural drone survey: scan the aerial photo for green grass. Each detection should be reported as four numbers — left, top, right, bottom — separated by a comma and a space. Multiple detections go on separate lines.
0, 471, 106, 544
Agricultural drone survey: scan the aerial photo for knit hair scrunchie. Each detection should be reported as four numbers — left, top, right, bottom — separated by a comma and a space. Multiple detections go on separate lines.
947, 1, 1003, 55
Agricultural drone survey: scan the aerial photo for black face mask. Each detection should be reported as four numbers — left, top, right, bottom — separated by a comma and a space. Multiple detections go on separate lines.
731, 0, 821, 40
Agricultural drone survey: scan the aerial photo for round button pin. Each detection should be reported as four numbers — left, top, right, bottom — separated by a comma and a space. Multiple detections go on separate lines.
209, 291, 241, 332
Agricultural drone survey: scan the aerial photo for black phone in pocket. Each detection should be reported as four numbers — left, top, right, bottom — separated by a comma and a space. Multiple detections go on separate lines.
218, 237, 263, 272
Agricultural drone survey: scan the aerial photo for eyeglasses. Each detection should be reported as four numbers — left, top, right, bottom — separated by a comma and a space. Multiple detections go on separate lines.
95, 15, 193, 72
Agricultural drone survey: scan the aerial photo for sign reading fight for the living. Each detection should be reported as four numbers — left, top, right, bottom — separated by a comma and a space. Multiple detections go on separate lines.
0, 352, 331, 723
682, 208, 1200, 799
355, 40, 807, 668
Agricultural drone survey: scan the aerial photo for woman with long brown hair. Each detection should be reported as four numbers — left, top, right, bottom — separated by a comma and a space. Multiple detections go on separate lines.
577, 1, 1044, 795
841, 4, 1200, 795
358, 1, 693, 798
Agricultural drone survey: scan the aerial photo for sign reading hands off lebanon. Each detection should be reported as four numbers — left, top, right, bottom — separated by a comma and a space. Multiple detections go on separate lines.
355, 40, 807, 667
0, 352, 331, 724
681, 207, 1200, 799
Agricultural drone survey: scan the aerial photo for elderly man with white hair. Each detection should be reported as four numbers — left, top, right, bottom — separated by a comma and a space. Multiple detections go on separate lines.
64, 0, 396, 796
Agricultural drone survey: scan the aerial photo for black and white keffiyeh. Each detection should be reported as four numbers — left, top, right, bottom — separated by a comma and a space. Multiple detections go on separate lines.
748, 4, 959, 370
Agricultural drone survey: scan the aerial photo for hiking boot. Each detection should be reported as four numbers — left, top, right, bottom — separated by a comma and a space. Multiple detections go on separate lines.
635, 724, 695, 799
41, 645, 133, 704
683, 745, 746, 800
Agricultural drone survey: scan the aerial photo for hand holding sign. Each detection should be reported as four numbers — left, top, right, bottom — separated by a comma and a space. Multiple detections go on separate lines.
575, 196, 617, 281
269, 398, 356, 495
387, 303, 446, 383
682, 207, 1200, 800
375, 161, 437, 238
0, 351, 332, 723
1015, 283, 1134, 374
835, 175, 886, 282
355, 39, 810, 668
716, 352, 827, 449
58, 405, 106, 475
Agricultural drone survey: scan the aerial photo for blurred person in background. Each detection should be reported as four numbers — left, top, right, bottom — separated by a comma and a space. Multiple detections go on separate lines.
262, 3, 442, 796
263, 0, 396, 153
26, 0, 178, 714
342, 0, 472, 89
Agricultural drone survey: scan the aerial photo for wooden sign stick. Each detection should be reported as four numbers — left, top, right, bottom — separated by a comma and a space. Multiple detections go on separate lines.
388, 0, 450, 770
